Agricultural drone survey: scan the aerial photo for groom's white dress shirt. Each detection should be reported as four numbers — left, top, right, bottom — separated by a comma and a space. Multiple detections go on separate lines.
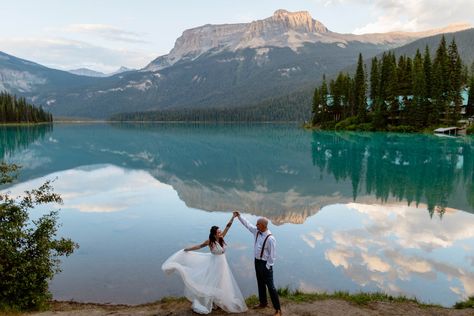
238, 215, 276, 270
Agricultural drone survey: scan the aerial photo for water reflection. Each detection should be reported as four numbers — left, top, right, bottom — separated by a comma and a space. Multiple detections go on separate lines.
318, 203, 474, 303
2, 124, 474, 222
0, 124, 52, 161
5, 164, 473, 306
311, 132, 474, 216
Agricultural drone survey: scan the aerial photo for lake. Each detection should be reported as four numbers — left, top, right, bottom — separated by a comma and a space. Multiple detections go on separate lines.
1, 123, 473, 307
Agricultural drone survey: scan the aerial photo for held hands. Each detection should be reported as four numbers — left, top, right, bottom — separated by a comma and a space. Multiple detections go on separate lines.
232, 211, 240, 218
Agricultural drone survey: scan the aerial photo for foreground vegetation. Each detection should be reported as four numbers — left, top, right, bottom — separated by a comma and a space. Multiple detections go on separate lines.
0, 163, 77, 312
0, 92, 53, 124
311, 36, 474, 132
8, 290, 472, 315
246, 288, 472, 309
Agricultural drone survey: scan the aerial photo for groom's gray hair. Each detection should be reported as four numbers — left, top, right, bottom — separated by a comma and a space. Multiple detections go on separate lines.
258, 217, 269, 227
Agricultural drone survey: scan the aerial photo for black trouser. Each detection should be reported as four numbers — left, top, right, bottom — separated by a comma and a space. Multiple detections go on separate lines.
254, 259, 280, 310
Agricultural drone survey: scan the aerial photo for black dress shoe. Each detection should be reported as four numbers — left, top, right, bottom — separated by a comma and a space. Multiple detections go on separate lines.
253, 303, 268, 308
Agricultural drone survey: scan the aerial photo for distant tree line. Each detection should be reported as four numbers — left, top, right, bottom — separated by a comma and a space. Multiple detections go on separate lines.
0, 92, 53, 124
311, 36, 474, 131
110, 91, 311, 122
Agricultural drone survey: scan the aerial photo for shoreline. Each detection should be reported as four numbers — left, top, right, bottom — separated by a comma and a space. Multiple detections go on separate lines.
15, 292, 474, 316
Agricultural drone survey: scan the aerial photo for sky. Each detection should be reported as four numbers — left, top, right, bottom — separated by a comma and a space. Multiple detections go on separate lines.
0, 0, 473, 73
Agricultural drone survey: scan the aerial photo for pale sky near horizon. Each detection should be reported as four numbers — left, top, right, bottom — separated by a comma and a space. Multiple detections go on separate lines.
1, 0, 473, 73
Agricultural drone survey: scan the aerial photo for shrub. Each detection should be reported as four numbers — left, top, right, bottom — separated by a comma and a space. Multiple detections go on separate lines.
356, 123, 375, 131
466, 124, 474, 135
388, 125, 417, 133
0, 162, 78, 311
335, 116, 359, 130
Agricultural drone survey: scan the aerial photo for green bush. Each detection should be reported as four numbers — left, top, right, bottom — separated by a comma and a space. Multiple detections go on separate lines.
0, 162, 78, 311
388, 125, 417, 133
320, 121, 336, 129
356, 123, 375, 131
335, 116, 359, 130
466, 124, 474, 135
454, 296, 474, 309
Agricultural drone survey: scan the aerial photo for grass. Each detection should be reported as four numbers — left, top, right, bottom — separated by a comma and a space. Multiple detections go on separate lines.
269, 287, 442, 308
3, 290, 473, 313
454, 296, 474, 309
158, 296, 188, 304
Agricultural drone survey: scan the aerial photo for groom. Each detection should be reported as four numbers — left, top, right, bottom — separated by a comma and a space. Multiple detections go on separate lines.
233, 211, 281, 316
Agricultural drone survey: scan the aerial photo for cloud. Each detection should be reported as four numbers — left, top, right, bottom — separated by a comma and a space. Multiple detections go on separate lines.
301, 229, 324, 248
361, 253, 391, 272
66, 24, 148, 44
325, 247, 353, 269
5, 164, 172, 213
322, 203, 474, 301
349, 0, 474, 34
0, 37, 155, 73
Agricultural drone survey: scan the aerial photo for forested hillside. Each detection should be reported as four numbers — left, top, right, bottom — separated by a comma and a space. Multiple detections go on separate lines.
0, 92, 53, 123
311, 36, 473, 131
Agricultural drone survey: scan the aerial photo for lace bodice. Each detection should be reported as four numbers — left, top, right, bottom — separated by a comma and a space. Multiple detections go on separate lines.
210, 242, 225, 255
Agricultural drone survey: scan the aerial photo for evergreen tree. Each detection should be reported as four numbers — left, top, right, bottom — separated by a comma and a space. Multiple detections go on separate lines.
411, 49, 427, 128
432, 36, 450, 123
311, 87, 321, 125
0, 92, 53, 124
320, 75, 329, 122
448, 38, 463, 123
370, 57, 380, 103
467, 74, 474, 118
354, 53, 367, 121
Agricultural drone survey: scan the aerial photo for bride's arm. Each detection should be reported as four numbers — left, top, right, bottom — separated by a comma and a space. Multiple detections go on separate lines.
184, 240, 209, 252
221, 213, 237, 238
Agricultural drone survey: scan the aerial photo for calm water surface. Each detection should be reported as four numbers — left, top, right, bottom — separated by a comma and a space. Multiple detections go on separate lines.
1, 123, 473, 306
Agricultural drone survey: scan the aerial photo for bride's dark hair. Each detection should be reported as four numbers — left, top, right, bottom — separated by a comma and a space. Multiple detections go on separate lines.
209, 226, 225, 248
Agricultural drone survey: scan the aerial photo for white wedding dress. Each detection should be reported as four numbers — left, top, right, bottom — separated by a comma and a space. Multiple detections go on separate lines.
162, 243, 248, 314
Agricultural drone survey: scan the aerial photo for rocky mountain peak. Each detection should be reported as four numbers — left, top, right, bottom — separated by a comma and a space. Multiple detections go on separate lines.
270, 9, 328, 33
145, 9, 471, 72
145, 9, 333, 71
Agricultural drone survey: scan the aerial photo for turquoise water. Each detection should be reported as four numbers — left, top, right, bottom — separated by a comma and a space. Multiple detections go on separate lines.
1, 123, 473, 306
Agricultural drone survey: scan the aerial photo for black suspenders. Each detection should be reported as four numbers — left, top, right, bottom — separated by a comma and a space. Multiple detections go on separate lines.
255, 232, 272, 259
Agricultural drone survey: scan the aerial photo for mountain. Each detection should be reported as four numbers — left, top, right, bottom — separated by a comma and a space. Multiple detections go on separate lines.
253, 27, 474, 122
389, 28, 474, 66
68, 66, 134, 77
68, 68, 107, 77
0, 9, 471, 118
145, 10, 470, 72
109, 66, 134, 75
0, 51, 101, 95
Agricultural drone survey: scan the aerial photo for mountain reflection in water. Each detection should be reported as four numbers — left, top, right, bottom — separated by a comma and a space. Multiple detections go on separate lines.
2, 124, 474, 222
2, 123, 474, 306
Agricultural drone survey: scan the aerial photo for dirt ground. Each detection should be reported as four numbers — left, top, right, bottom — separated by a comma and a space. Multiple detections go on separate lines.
25, 299, 474, 316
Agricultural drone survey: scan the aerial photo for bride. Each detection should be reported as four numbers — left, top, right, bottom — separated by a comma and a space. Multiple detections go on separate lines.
162, 213, 248, 314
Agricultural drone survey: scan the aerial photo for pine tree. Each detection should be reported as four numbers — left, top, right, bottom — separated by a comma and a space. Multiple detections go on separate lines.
467, 74, 474, 118
311, 87, 321, 125
412, 49, 426, 128
320, 75, 329, 123
423, 46, 432, 98
432, 36, 450, 123
354, 53, 367, 121
370, 57, 379, 104
448, 38, 463, 123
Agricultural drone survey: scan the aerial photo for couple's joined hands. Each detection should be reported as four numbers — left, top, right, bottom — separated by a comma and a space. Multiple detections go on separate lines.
185, 211, 241, 252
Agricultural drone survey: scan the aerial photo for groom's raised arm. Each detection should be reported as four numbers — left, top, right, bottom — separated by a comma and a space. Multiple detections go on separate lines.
236, 213, 257, 234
